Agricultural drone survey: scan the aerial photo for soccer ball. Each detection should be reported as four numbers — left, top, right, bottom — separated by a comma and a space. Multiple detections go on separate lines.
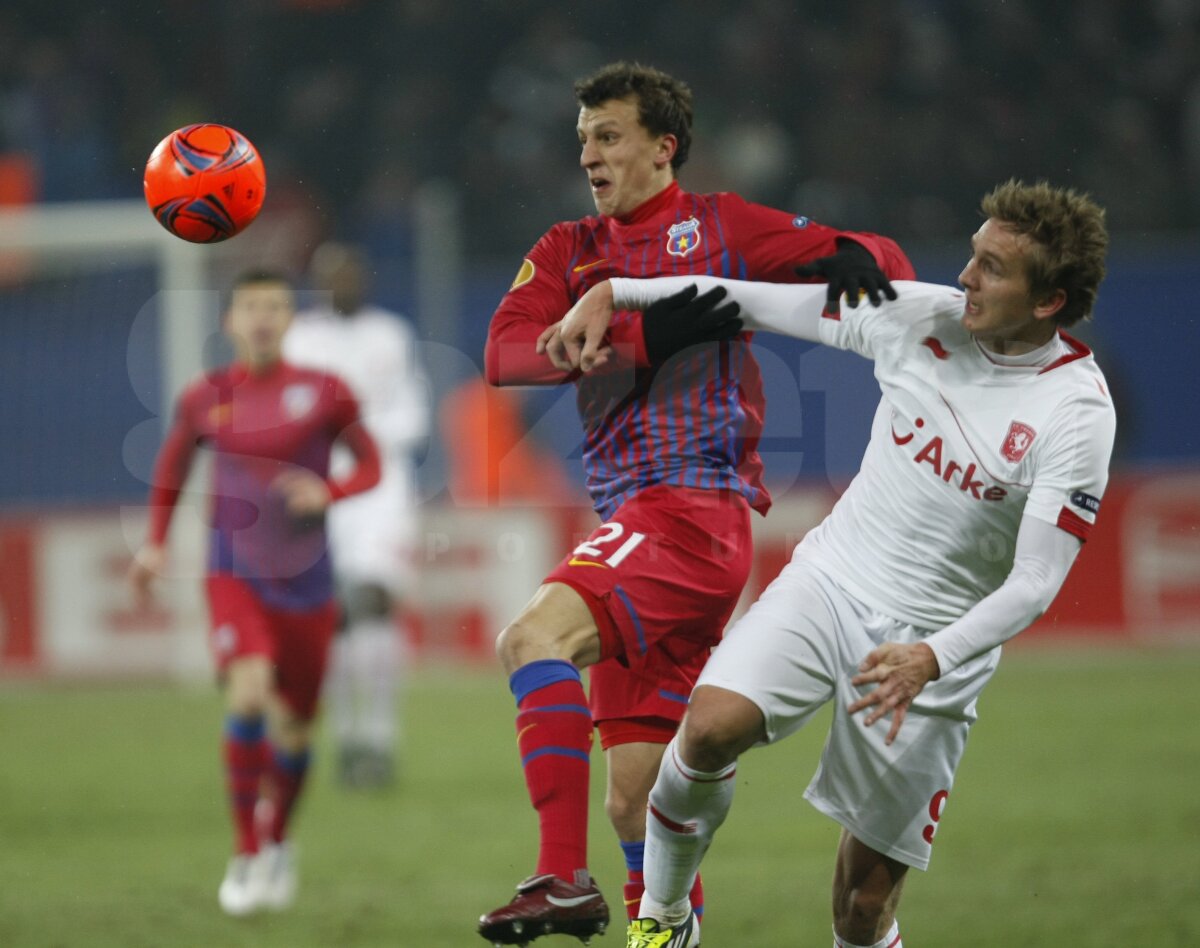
143, 124, 267, 243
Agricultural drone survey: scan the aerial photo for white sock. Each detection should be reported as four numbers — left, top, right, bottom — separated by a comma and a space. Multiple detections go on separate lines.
325, 632, 357, 746
640, 736, 736, 923
354, 618, 401, 750
834, 919, 902, 948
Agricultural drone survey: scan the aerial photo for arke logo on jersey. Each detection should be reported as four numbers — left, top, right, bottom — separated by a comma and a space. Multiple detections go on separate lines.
891, 412, 1008, 502
282, 383, 318, 420
1001, 421, 1037, 462
666, 217, 701, 257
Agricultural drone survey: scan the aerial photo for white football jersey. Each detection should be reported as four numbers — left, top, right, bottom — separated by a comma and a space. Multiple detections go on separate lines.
800, 281, 1116, 629
285, 305, 429, 589
284, 304, 428, 474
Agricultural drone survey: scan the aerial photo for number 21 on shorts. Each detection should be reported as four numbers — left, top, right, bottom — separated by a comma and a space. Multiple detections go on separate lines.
570, 521, 646, 569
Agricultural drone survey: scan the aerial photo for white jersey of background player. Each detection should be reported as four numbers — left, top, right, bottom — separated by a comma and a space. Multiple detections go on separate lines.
284, 242, 428, 787
549, 181, 1114, 948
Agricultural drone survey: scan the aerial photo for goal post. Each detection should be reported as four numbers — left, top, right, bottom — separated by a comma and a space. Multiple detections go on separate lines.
0, 200, 212, 418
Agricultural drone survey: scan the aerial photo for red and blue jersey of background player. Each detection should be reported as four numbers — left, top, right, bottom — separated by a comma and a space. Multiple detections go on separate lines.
485, 181, 915, 518
147, 361, 380, 611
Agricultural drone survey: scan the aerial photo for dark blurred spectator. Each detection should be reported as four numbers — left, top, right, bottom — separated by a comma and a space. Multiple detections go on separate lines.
2, 0, 1195, 249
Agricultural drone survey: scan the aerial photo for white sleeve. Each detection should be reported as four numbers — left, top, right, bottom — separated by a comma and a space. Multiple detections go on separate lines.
609, 275, 828, 342
365, 319, 430, 453
609, 278, 965, 358
922, 515, 1082, 673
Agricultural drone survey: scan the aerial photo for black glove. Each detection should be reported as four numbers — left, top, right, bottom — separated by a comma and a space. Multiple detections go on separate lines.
794, 240, 897, 308
641, 284, 743, 363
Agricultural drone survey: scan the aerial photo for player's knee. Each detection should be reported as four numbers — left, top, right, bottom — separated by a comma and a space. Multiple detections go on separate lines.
224, 658, 271, 715
495, 608, 591, 672
341, 582, 391, 623
833, 885, 892, 940
494, 616, 545, 670
603, 785, 647, 838
677, 690, 762, 771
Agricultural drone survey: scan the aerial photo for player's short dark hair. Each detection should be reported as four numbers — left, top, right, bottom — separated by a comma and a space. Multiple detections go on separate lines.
224, 268, 295, 314
574, 62, 693, 171
981, 179, 1108, 327
231, 268, 293, 292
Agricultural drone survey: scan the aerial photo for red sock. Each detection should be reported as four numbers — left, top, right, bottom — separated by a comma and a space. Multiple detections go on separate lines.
689, 873, 705, 919
223, 715, 267, 855
623, 872, 645, 921
267, 746, 311, 844
510, 660, 593, 880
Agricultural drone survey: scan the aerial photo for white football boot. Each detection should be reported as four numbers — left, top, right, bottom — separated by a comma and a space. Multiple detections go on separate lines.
217, 854, 264, 916
258, 841, 298, 910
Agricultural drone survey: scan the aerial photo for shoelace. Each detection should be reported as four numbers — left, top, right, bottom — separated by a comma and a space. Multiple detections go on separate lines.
627, 919, 674, 948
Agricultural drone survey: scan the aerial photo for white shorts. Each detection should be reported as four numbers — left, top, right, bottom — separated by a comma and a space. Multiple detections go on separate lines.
697, 552, 1000, 870
327, 466, 418, 596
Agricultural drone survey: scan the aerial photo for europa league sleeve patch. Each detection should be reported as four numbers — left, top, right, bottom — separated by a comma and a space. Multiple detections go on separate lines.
1070, 490, 1101, 515
510, 258, 535, 290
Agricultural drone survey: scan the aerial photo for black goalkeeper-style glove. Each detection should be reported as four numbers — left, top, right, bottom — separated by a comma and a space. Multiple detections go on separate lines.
641, 284, 743, 364
794, 239, 898, 308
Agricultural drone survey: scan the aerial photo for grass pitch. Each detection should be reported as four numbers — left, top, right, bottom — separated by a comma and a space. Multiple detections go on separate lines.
1, 648, 1197, 947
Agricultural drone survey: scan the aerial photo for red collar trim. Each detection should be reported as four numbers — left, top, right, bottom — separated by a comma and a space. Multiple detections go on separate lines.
1038, 330, 1092, 374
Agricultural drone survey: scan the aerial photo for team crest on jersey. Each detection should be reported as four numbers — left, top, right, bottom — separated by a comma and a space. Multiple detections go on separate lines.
1001, 421, 1037, 462
282, 383, 318, 420
213, 623, 238, 656
666, 217, 702, 257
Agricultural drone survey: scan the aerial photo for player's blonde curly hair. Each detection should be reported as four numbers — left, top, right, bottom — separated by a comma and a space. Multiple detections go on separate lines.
981, 179, 1108, 327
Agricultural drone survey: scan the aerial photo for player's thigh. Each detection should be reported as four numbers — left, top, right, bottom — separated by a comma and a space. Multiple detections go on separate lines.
329, 491, 416, 599
548, 486, 752, 672
205, 575, 276, 668
696, 558, 844, 744
808, 629, 1000, 871
269, 601, 338, 722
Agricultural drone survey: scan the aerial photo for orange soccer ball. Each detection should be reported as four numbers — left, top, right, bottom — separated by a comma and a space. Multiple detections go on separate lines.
143, 124, 266, 243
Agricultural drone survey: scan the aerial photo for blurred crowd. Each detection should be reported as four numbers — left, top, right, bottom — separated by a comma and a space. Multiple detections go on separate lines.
2, 0, 1198, 258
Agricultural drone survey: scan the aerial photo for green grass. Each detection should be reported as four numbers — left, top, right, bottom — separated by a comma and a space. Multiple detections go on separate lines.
1, 649, 1198, 947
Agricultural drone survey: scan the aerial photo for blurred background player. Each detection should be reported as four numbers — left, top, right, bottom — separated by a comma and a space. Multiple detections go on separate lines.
477, 61, 913, 946
555, 179, 1114, 948
284, 242, 429, 789
127, 270, 381, 915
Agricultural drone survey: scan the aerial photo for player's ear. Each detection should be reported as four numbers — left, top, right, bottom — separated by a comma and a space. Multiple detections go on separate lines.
1032, 287, 1067, 322
656, 134, 678, 169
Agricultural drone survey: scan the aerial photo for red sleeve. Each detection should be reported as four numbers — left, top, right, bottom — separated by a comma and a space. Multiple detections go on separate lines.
722, 193, 916, 283
485, 225, 574, 385
146, 388, 201, 545
484, 224, 649, 385
326, 377, 382, 501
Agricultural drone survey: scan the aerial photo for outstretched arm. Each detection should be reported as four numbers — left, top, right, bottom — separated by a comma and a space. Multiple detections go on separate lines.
550, 276, 831, 372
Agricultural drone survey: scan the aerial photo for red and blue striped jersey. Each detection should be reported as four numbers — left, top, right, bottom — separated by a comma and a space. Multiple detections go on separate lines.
147, 361, 380, 610
485, 181, 914, 519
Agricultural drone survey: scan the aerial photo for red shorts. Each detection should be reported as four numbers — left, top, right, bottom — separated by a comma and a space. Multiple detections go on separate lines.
205, 575, 337, 720
544, 485, 753, 741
